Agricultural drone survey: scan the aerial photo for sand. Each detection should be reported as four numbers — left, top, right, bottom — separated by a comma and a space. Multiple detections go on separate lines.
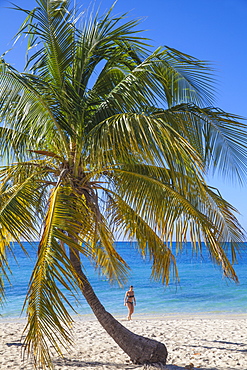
0, 313, 246, 370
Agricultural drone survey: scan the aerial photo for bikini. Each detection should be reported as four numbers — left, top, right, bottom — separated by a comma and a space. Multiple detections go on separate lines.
127, 294, 134, 304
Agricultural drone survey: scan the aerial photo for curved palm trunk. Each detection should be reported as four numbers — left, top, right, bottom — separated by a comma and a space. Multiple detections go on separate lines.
69, 248, 168, 365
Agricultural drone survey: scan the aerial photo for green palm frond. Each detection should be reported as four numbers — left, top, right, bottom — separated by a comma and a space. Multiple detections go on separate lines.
88, 104, 247, 182
73, 5, 149, 89
0, 69, 70, 160
104, 189, 178, 285
160, 46, 215, 106
89, 215, 129, 286
0, 227, 14, 305
90, 46, 215, 123
14, 0, 75, 77
23, 186, 85, 368
111, 166, 210, 236
0, 167, 42, 241
203, 185, 244, 262
0, 127, 32, 162
165, 104, 247, 181
24, 239, 76, 368
104, 164, 242, 281
87, 113, 203, 173
0, 160, 51, 303
55, 188, 129, 284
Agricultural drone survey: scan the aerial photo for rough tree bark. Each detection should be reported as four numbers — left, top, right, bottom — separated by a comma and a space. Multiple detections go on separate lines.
69, 248, 168, 365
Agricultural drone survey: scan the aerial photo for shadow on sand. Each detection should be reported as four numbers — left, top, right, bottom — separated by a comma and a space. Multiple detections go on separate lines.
53, 358, 228, 370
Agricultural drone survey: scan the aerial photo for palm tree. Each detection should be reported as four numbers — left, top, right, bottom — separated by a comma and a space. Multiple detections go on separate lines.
0, 0, 247, 368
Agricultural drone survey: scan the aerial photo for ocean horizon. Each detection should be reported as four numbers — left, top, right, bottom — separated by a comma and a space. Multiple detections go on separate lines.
1, 241, 247, 319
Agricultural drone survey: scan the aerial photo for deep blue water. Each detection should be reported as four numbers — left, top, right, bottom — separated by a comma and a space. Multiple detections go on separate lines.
1, 242, 247, 318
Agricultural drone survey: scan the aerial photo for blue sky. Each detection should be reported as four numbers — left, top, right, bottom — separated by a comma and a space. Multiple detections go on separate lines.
0, 0, 247, 230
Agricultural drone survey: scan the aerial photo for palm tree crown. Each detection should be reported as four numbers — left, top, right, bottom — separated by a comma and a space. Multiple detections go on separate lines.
0, 0, 247, 368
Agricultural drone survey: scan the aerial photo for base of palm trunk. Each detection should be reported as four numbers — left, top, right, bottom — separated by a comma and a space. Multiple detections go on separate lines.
126, 333, 168, 365
94, 308, 168, 365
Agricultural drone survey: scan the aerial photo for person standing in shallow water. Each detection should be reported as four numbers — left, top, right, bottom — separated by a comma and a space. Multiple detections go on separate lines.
124, 285, 136, 320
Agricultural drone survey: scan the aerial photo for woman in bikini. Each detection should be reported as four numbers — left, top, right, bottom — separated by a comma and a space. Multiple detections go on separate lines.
124, 285, 136, 320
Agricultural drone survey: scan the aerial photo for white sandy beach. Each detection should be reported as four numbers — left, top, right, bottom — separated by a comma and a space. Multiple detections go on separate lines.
0, 314, 246, 370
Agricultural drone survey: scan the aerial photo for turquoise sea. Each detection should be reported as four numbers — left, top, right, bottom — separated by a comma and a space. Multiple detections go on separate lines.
1, 242, 247, 318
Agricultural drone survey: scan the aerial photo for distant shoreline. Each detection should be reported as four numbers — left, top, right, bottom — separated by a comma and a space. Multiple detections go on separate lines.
1, 311, 247, 323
